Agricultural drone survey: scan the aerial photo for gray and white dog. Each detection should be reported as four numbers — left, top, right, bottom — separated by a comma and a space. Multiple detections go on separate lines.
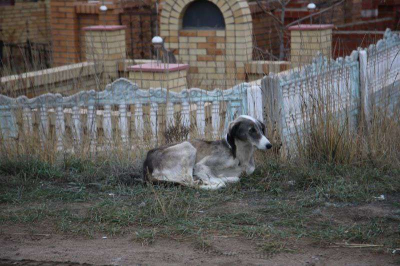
143, 115, 272, 190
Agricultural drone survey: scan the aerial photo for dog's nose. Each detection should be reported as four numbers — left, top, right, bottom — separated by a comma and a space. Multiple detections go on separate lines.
266, 143, 272, 149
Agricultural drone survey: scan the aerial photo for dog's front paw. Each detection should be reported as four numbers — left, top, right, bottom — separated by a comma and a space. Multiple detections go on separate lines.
199, 179, 226, 190
221, 177, 240, 183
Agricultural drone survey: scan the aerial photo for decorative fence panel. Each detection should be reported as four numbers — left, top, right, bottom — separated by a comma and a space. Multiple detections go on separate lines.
0, 78, 263, 152
262, 51, 360, 149
262, 28, 400, 153
360, 29, 400, 122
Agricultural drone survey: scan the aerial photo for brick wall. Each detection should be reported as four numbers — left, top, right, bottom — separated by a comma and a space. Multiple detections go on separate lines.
250, 3, 282, 60
331, 0, 398, 58
289, 25, 333, 68
0, 0, 51, 73
173, 29, 231, 88
84, 25, 126, 82
333, 31, 384, 58
50, 0, 82, 66
248, 0, 364, 61
283, 0, 359, 25
78, 14, 98, 62
0, 0, 50, 44
161, 0, 253, 89
51, 0, 154, 66
120, 7, 154, 59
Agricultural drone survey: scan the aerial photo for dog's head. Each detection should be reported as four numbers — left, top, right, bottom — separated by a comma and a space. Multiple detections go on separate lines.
226, 115, 272, 158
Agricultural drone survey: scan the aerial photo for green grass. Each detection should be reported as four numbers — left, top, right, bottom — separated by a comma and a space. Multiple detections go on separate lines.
0, 154, 399, 255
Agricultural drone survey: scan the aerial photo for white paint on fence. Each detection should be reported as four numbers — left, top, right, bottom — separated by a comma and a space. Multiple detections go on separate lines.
263, 51, 360, 149
361, 29, 400, 123
3, 29, 397, 154
196, 102, 205, 137
262, 28, 400, 153
0, 78, 263, 152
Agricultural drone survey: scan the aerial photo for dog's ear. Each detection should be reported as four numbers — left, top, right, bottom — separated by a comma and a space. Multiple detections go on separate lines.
257, 119, 267, 136
227, 121, 240, 158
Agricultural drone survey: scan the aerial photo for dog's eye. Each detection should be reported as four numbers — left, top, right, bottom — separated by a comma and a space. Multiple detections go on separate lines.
249, 127, 256, 133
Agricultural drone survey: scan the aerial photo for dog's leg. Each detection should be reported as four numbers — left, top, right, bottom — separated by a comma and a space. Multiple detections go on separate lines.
199, 178, 226, 190
193, 162, 227, 190
220, 177, 240, 183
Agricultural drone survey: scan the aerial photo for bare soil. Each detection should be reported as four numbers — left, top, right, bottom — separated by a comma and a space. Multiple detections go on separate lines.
1, 201, 399, 266
0, 230, 397, 266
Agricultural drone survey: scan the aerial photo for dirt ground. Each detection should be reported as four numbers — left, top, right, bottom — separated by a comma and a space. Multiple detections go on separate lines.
0, 223, 398, 266
1, 162, 399, 266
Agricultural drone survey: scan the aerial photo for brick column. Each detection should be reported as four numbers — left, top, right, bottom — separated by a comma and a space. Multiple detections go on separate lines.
50, 0, 80, 66
289, 24, 333, 68
83, 25, 126, 81
128, 63, 189, 92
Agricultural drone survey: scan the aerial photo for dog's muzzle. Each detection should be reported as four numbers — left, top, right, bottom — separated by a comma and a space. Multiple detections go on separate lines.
257, 136, 272, 150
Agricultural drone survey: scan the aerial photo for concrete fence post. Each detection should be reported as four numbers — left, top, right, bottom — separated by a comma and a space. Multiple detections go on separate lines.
261, 74, 284, 145
359, 49, 370, 131
246, 84, 264, 122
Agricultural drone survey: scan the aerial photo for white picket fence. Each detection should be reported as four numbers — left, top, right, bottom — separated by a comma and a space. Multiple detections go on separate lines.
360, 29, 400, 122
262, 28, 400, 151
0, 78, 263, 152
1, 29, 399, 155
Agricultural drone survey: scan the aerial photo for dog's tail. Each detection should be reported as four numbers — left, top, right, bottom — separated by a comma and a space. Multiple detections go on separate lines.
142, 154, 153, 182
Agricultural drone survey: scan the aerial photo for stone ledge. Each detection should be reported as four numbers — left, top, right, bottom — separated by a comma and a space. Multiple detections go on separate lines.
128, 63, 190, 73
1, 62, 98, 89
288, 24, 334, 31
245, 61, 291, 74
83, 25, 127, 31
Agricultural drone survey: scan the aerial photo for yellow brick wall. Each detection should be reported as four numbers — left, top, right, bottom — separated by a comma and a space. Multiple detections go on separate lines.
129, 70, 188, 92
290, 29, 333, 67
160, 0, 253, 89
84, 27, 126, 81
0, 0, 51, 44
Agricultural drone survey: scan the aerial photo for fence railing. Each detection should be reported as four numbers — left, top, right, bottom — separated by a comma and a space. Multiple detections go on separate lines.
2, 29, 398, 155
0, 78, 263, 152
262, 28, 400, 153
360, 29, 400, 123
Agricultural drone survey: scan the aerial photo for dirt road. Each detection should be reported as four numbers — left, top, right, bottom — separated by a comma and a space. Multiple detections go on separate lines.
1, 228, 397, 266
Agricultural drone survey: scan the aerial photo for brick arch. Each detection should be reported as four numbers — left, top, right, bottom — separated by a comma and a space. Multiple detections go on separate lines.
181, 0, 226, 29
160, 0, 253, 61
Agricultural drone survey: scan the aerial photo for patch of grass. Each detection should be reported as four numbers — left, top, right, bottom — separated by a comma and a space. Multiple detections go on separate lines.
0, 156, 63, 180
257, 241, 295, 256
0, 178, 91, 204
132, 228, 157, 246
0, 204, 53, 223
246, 157, 400, 203
0, 154, 399, 256
193, 235, 214, 252
309, 218, 392, 246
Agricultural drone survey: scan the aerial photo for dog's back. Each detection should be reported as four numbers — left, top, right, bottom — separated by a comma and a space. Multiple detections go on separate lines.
189, 139, 232, 163
142, 143, 176, 181
142, 142, 197, 184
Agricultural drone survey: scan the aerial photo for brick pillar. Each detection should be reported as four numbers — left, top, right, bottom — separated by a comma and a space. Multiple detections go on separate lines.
83, 25, 126, 81
289, 24, 333, 68
50, 0, 80, 66
128, 63, 189, 92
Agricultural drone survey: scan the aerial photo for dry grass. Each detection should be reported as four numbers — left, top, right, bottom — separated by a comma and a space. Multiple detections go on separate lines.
1, 11, 400, 262
1, 29, 399, 172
